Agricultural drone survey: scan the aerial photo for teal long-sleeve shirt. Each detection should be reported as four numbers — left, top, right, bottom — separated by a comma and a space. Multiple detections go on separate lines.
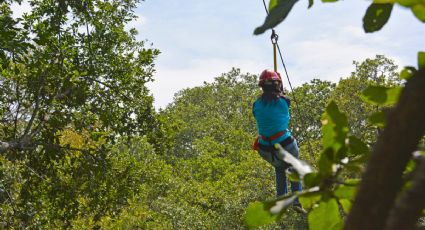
252, 97, 292, 146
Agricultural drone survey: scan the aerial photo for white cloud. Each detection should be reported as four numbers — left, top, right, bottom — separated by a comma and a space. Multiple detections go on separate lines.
287, 38, 376, 83
147, 58, 268, 110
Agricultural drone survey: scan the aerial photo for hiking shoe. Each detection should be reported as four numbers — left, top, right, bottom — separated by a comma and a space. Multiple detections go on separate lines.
293, 204, 307, 214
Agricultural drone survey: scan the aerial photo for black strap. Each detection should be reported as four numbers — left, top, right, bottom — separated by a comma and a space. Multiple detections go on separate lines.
258, 136, 294, 151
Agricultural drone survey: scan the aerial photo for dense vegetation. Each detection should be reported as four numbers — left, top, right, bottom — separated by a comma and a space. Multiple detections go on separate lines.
252, 0, 425, 229
1, 0, 424, 229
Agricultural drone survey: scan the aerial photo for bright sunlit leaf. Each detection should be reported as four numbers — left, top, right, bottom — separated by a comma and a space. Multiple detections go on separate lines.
299, 192, 322, 209
400, 66, 417, 80
269, 0, 278, 11
412, 3, 425, 22
308, 199, 342, 230
339, 199, 352, 214
245, 202, 277, 229
334, 185, 357, 200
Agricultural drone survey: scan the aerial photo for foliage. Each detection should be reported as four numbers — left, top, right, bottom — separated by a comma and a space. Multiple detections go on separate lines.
288, 56, 399, 166
0, 0, 160, 227
288, 79, 335, 166
290, 79, 335, 143
96, 69, 310, 229
156, 69, 279, 228
160, 68, 259, 159
247, 0, 425, 229
255, 0, 425, 34
330, 55, 400, 143
2, 0, 424, 228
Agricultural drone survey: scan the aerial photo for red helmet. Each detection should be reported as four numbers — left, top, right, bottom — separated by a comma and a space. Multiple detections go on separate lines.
258, 69, 281, 87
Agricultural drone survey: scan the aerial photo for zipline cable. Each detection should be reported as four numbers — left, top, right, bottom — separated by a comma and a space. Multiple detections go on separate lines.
261, 0, 315, 160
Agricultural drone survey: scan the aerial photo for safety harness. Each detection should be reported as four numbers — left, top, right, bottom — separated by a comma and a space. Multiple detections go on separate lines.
252, 130, 287, 151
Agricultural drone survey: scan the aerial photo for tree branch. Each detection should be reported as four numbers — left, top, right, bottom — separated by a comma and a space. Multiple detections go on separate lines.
13, 51, 20, 139
345, 68, 425, 230
0, 140, 19, 153
23, 76, 44, 136
0, 138, 92, 153
0, 135, 34, 153
386, 154, 425, 230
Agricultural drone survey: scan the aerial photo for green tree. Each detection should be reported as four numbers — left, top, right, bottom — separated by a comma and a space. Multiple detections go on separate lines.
155, 69, 307, 228
0, 0, 160, 227
289, 79, 335, 165
290, 79, 336, 143
160, 68, 259, 159
331, 55, 400, 143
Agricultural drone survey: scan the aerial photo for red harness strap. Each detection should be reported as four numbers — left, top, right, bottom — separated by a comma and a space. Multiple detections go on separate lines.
252, 131, 286, 150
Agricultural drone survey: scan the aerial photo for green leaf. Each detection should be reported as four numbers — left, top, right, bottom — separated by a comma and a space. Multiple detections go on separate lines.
318, 148, 334, 176
299, 191, 322, 209
368, 111, 386, 128
321, 101, 348, 153
334, 185, 357, 200
412, 3, 425, 22
345, 178, 361, 186
304, 172, 321, 188
322, 0, 338, 2
400, 66, 417, 80
308, 199, 342, 230
325, 101, 348, 127
393, 0, 417, 7
418, 51, 425, 69
339, 199, 352, 214
269, 0, 278, 11
405, 159, 417, 174
373, 0, 393, 3
321, 114, 334, 149
361, 85, 402, 106
308, 0, 314, 8
245, 202, 277, 228
254, 0, 299, 35
348, 136, 369, 156
363, 3, 393, 33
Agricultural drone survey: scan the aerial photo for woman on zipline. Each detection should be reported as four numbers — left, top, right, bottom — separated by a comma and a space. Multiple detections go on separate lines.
252, 69, 305, 213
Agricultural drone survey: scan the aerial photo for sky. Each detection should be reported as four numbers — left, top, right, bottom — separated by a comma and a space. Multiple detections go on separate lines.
135, 0, 424, 110
11, 1, 425, 110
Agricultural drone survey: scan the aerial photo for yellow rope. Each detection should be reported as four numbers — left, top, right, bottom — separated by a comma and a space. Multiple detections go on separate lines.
273, 43, 277, 72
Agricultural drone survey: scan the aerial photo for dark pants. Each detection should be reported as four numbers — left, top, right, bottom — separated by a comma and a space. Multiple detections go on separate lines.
258, 139, 302, 203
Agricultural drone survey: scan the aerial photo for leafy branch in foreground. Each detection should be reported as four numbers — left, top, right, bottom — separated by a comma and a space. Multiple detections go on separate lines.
250, 0, 425, 229
254, 0, 425, 35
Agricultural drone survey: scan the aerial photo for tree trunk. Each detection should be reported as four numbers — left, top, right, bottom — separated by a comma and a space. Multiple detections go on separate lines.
385, 155, 425, 230
345, 68, 425, 230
